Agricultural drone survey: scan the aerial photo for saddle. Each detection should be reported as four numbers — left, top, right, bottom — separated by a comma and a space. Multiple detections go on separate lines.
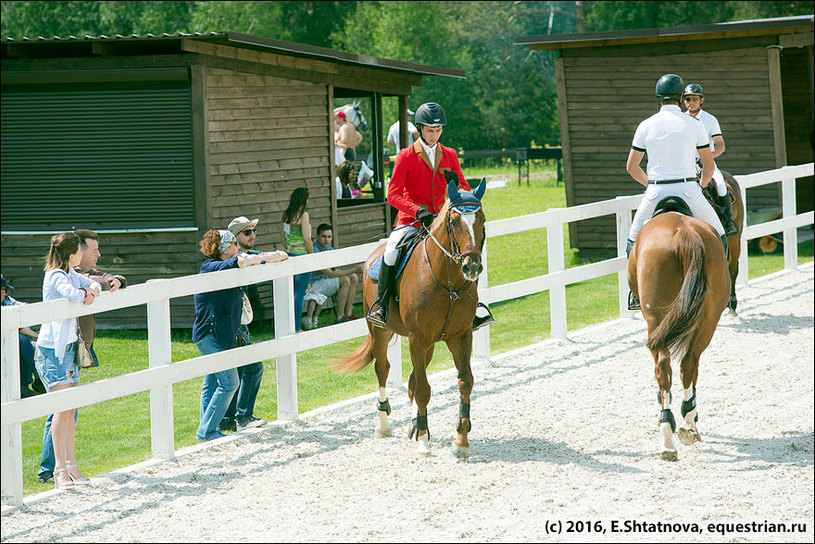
653, 196, 693, 219
368, 228, 423, 285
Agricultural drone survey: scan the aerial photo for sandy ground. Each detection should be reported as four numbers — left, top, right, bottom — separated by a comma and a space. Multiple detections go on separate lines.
2, 265, 813, 543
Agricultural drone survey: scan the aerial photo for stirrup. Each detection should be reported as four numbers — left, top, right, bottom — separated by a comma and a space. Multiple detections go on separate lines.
366, 302, 388, 328
472, 302, 495, 331
628, 291, 641, 311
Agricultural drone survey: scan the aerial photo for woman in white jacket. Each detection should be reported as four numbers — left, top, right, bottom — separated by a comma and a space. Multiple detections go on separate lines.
35, 232, 101, 489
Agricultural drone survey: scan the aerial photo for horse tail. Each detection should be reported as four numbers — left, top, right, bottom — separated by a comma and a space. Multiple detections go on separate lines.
646, 226, 708, 355
333, 334, 375, 374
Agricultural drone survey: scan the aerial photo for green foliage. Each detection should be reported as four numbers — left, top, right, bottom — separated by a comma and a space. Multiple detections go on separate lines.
582, 1, 814, 32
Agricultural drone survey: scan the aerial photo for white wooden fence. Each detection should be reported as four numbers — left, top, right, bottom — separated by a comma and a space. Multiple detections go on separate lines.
2, 163, 812, 506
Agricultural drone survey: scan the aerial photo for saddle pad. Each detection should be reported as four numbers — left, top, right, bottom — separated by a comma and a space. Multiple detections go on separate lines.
368, 242, 420, 283
653, 196, 693, 218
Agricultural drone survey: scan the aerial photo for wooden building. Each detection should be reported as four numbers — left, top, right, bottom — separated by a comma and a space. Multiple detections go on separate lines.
0, 32, 464, 327
517, 16, 814, 257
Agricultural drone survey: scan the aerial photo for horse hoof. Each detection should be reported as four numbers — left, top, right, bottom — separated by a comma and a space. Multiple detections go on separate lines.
660, 449, 678, 462
678, 427, 700, 446
374, 428, 392, 438
451, 443, 469, 460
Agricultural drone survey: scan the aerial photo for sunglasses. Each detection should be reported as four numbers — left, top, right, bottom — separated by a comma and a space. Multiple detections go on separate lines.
241, 229, 256, 236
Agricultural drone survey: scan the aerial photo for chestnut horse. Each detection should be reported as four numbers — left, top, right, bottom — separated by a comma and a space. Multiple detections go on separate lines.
628, 212, 730, 461
334, 180, 486, 458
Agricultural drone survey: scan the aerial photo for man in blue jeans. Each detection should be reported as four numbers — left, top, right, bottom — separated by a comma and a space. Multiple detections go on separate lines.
216, 216, 269, 433
38, 229, 127, 483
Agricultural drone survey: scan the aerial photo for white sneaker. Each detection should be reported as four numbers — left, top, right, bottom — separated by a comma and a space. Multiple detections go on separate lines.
236, 417, 267, 431
301, 317, 314, 330
311, 317, 320, 329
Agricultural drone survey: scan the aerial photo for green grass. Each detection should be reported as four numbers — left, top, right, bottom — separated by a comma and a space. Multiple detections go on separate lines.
19, 163, 813, 495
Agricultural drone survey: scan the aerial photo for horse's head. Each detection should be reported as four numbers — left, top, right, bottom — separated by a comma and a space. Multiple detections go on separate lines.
433, 178, 487, 282
349, 101, 369, 131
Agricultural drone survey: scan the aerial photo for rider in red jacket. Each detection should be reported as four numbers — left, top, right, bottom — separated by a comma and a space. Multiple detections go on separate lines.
368, 102, 496, 330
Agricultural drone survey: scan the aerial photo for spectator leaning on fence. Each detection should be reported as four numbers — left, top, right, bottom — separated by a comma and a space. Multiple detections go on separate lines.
35, 232, 101, 489
192, 229, 287, 441
36, 229, 128, 485
215, 216, 269, 434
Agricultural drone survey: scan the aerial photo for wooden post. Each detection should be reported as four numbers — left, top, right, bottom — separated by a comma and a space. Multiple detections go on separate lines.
767, 46, 787, 168
616, 204, 634, 319
1, 325, 23, 506
782, 176, 798, 270
548, 219, 567, 338
274, 275, 299, 421
147, 291, 174, 460
473, 241, 491, 363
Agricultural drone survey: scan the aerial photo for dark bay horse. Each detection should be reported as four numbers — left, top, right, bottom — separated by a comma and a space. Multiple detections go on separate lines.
716, 171, 745, 314
628, 212, 730, 461
334, 180, 486, 458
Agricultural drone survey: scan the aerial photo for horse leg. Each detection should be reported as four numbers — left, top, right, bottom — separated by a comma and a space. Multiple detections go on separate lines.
407, 332, 433, 456
372, 327, 395, 438
653, 349, 677, 461
446, 333, 474, 459
678, 351, 703, 446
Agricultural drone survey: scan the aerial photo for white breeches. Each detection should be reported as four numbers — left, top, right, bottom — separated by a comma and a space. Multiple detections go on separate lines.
712, 167, 727, 197
628, 182, 725, 243
383, 226, 418, 266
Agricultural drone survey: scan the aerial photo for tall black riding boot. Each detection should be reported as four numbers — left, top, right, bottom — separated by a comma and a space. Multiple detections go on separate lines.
719, 191, 740, 237
366, 262, 394, 328
626, 239, 640, 310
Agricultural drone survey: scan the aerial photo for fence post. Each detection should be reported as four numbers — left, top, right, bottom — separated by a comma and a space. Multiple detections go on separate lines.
782, 176, 798, 270
386, 335, 402, 388
473, 241, 491, 363
547, 219, 567, 338
738, 183, 750, 286
616, 204, 634, 318
274, 275, 299, 421
147, 291, 174, 460
1, 325, 23, 506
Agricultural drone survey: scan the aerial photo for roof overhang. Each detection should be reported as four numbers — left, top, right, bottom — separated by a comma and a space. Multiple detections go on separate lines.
2, 31, 465, 79
516, 15, 814, 51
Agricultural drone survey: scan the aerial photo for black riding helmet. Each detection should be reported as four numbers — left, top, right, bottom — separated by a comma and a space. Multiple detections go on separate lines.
414, 102, 447, 144
655, 74, 685, 101
683, 83, 704, 97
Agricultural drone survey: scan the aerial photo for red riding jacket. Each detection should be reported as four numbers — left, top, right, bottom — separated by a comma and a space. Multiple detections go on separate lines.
388, 140, 469, 227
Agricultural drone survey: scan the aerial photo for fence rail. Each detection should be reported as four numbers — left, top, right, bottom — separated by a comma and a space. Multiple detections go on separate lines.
2, 163, 812, 506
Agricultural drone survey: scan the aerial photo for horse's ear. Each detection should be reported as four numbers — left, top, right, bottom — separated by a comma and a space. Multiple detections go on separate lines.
448, 179, 462, 204
474, 177, 487, 201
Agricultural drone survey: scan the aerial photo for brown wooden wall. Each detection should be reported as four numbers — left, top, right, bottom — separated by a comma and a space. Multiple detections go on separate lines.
558, 36, 787, 255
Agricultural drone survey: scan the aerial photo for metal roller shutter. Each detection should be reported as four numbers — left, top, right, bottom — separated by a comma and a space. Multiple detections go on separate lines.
1, 74, 193, 231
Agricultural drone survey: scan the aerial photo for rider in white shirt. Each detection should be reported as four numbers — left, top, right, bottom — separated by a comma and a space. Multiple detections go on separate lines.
625, 74, 727, 309
683, 83, 739, 236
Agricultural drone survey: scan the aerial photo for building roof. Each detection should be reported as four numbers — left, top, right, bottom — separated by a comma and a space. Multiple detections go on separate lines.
2, 31, 466, 79
516, 15, 814, 50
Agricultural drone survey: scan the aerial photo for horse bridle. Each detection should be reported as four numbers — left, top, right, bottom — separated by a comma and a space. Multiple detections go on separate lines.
422, 205, 483, 341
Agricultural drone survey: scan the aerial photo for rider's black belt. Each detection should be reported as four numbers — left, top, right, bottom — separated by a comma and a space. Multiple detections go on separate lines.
648, 177, 697, 185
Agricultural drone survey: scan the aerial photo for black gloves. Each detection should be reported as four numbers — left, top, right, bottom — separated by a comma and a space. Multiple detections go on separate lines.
444, 170, 460, 187
416, 208, 435, 227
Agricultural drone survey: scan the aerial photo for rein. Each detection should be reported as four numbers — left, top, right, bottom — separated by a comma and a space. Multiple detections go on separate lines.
422, 207, 481, 342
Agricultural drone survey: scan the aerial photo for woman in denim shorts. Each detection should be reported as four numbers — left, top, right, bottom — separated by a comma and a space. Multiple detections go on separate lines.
35, 232, 101, 489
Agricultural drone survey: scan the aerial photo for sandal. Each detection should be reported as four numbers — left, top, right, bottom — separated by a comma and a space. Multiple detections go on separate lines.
66, 463, 91, 485
54, 467, 75, 490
